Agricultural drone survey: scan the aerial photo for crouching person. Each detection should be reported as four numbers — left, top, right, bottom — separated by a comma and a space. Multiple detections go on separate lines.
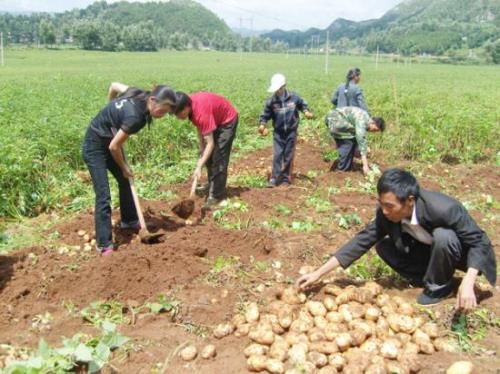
297, 168, 496, 308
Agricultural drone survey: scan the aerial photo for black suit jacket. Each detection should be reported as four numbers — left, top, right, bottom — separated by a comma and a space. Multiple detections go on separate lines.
334, 190, 496, 285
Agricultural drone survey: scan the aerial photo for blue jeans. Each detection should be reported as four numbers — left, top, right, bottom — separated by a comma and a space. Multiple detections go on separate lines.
82, 129, 138, 248
272, 130, 297, 183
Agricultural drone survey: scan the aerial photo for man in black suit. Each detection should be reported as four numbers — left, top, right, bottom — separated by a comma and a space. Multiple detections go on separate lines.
297, 168, 496, 307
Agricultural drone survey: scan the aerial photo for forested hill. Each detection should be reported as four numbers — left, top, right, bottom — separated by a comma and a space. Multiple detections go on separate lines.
263, 0, 500, 60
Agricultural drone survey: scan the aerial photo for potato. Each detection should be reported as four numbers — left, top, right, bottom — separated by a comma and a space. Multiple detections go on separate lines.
246, 302, 260, 323
266, 359, 285, 374
412, 329, 431, 345
401, 342, 419, 356
433, 337, 457, 353
313, 315, 328, 329
290, 312, 314, 333
308, 327, 327, 343
324, 285, 343, 296
323, 296, 337, 311
387, 314, 416, 334
376, 294, 391, 307
342, 364, 364, 374
329, 353, 346, 370
418, 340, 435, 354
285, 332, 309, 346
347, 302, 365, 319
213, 322, 235, 339
279, 287, 307, 305
421, 322, 439, 338
365, 363, 387, 374
307, 351, 328, 368
269, 336, 289, 362
363, 281, 383, 296
247, 355, 268, 372
232, 313, 247, 327
200, 344, 216, 359
326, 311, 344, 323
249, 326, 275, 345
288, 343, 308, 366
179, 345, 197, 361
324, 322, 346, 340
317, 367, 338, 374
376, 317, 390, 339
380, 339, 400, 359
350, 329, 368, 346
349, 320, 372, 336
277, 308, 295, 329
309, 341, 339, 355
244, 343, 269, 357
338, 305, 353, 322
335, 333, 352, 352
365, 306, 381, 321
399, 353, 421, 373
391, 296, 406, 305
360, 338, 379, 354
446, 361, 473, 374
307, 300, 327, 317
398, 303, 415, 316
395, 332, 412, 345
385, 361, 410, 374
235, 323, 251, 337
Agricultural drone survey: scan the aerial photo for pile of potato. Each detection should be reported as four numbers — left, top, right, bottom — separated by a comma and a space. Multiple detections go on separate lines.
213, 281, 457, 374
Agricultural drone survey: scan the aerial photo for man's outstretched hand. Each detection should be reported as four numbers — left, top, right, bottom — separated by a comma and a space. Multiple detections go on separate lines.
295, 271, 321, 290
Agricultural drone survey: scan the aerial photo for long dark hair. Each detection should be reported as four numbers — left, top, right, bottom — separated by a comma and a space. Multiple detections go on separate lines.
173, 92, 192, 114
120, 85, 177, 107
345, 67, 361, 91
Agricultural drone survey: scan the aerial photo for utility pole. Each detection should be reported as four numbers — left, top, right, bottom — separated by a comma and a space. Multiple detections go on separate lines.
325, 30, 329, 74
0, 32, 4, 66
375, 44, 379, 70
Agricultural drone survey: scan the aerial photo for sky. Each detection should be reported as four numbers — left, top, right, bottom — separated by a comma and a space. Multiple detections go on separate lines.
0, 0, 403, 30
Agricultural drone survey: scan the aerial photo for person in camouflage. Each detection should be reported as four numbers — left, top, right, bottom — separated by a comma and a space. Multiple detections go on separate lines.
325, 106, 385, 175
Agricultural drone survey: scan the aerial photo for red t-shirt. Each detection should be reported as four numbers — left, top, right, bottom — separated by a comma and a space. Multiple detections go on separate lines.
189, 92, 238, 136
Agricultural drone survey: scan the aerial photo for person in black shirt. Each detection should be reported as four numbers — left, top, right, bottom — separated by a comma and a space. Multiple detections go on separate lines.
82, 83, 177, 255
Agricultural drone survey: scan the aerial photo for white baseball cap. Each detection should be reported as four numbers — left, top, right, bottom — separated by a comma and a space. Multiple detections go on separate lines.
267, 73, 286, 93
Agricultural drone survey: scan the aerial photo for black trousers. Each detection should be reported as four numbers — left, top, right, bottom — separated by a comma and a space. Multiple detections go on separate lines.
206, 117, 238, 200
334, 138, 359, 171
82, 129, 138, 248
272, 129, 297, 183
375, 228, 468, 293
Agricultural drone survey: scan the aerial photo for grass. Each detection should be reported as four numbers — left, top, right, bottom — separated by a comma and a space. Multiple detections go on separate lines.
450, 308, 500, 353
1, 49, 499, 221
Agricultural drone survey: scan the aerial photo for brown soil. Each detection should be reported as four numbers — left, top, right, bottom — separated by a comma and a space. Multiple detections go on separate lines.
0, 139, 499, 373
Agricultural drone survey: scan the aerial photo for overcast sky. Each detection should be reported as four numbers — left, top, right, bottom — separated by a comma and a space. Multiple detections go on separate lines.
0, 0, 402, 30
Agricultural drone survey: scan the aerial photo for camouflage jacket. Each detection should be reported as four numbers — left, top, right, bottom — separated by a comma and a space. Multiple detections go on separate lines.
325, 106, 370, 156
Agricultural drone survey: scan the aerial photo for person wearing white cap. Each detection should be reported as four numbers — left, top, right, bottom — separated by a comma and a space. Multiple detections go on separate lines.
258, 73, 314, 187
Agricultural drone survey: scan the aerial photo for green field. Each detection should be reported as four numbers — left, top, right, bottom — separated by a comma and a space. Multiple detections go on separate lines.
0, 49, 499, 218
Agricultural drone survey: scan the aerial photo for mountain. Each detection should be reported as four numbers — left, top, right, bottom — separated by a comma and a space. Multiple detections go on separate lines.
263, 0, 500, 56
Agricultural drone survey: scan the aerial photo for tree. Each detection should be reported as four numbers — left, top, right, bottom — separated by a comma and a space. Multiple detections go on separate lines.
101, 22, 120, 51
39, 19, 56, 46
485, 39, 500, 64
122, 23, 157, 51
73, 20, 102, 50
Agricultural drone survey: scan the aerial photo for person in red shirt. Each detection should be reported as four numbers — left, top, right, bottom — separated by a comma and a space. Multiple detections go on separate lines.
174, 91, 239, 209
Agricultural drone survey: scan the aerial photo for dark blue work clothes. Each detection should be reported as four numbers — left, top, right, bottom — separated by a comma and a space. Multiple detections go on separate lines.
331, 80, 369, 114
259, 90, 310, 183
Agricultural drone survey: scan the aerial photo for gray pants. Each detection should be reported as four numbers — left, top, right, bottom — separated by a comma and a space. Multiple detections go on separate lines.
375, 228, 468, 293
207, 117, 238, 200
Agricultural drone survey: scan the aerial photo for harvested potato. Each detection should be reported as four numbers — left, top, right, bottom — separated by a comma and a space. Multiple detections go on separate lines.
324, 285, 343, 296
339, 305, 353, 322
342, 364, 364, 374
376, 294, 391, 307
290, 312, 314, 333
179, 345, 197, 361
335, 333, 352, 352
365, 363, 387, 374
249, 326, 275, 345
287, 343, 308, 366
308, 327, 327, 343
395, 332, 412, 345
347, 302, 365, 319
446, 361, 473, 374
365, 305, 381, 321
244, 343, 269, 357
325, 322, 347, 340
433, 337, 457, 352
375, 317, 391, 339
307, 351, 328, 368
266, 358, 285, 373
247, 355, 268, 372
307, 301, 327, 317
399, 353, 421, 373
213, 323, 235, 339
200, 344, 216, 359
360, 338, 379, 354
317, 367, 338, 374
235, 323, 251, 337
387, 313, 416, 334
285, 332, 309, 346
279, 287, 307, 305
269, 336, 289, 362
412, 329, 431, 345
350, 329, 368, 346
385, 361, 410, 374
380, 339, 400, 359
309, 341, 339, 355
314, 315, 329, 330
364, 281, 383, 296
232, 313, 247, 327
398, 303, 415, 316
421, 322, 439, 338
349, 320, 372, 336
401, 342, 419, 356
329, 353, 346, 370
246, 302, 260, 323
323, 296, 337, 311
277, 308, 295, 329
326, 311, 344, 323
